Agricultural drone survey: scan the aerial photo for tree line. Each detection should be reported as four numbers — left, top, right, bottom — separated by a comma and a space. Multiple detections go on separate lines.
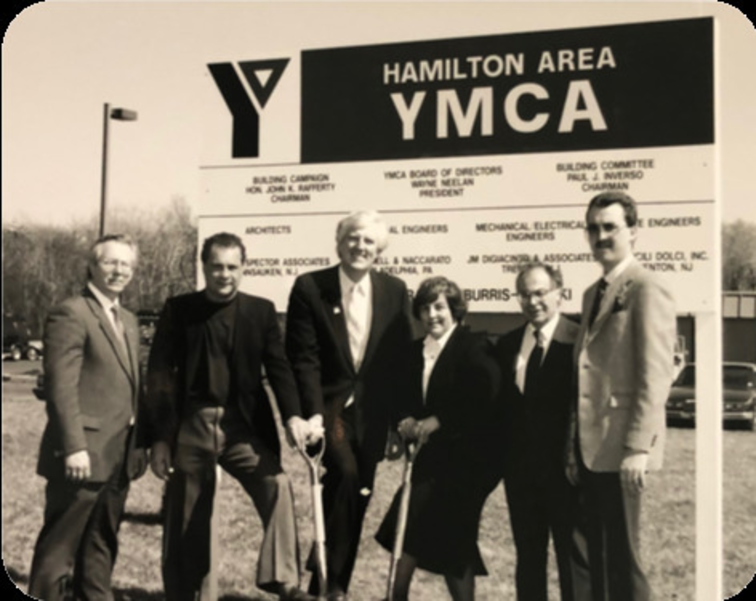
3, 198, 196, 337
3, 206, 755, 338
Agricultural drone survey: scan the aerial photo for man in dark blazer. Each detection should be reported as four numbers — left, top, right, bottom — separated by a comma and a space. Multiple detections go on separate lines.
495, 262, 580, 601
567, 192, 676, 601
147, 232, 315, 601
285, 210, 414, 600
29, 234, 146, 601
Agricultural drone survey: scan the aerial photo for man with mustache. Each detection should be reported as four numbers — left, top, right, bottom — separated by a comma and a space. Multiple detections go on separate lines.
29, 234, 147, 601
567, 192, 677, 601
285, 211, 413, 600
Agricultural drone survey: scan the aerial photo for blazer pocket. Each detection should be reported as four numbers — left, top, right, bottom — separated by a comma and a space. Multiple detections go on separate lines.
81, 415, 103, 430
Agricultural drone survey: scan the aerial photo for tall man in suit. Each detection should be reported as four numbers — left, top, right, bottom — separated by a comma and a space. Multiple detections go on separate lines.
147, 232, 316, 601
567, 192, 677, 601
29, 234, 146, 601
494, 262, 580, 601
285, 210, 413, 600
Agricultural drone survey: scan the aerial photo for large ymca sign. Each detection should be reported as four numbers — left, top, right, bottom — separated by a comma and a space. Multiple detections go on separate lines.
199, 17, 715, 314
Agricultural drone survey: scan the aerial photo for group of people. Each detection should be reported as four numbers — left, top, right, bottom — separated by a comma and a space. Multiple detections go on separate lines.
27, 191, 677, 601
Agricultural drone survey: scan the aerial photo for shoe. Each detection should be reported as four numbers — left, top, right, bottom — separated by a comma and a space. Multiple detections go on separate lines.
274, 584, 317, 601
326, 587, 348, 601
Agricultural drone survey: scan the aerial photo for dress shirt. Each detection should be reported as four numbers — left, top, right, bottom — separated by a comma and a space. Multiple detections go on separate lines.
422, 323, 457, 402
88, 282, 124, 339
515, 314, 559, 395
339, 267, 373, 369
339, 267, 373, 408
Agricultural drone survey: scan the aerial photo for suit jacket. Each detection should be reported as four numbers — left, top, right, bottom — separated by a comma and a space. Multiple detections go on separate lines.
285, 265, 413, 459
37, 287, 142, 482
495, 315, 579, 480
573, 259, 676, 472
406, 326, 501, 478
146, 291, 301, 457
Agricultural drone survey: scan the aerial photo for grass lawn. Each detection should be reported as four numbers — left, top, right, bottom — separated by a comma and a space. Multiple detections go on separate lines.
3, 379, 754, 600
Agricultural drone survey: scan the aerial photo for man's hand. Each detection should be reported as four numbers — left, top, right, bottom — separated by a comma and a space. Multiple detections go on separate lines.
285, 416, 310, 451
306, 414, 325, 445
620, 450, 649, 495
397, 417, 419, 440
65, 450, 91, 482
414, 416, 441, 445
150, 441, 173, 481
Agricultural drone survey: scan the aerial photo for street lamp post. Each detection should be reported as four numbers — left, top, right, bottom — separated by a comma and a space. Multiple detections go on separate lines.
99, 103, 138, 237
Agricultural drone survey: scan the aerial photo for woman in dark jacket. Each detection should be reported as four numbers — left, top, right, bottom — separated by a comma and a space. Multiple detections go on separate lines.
376, 276, 502, 601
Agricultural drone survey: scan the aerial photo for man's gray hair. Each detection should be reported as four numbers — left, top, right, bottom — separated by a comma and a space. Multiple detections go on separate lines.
335, 210, 390, 253
90, 234, 138, 264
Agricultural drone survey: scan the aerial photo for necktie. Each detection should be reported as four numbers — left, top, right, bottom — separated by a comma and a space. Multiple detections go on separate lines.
345, 283, 366, 370
111, 306, 127, 350
524, 329, 544, 396
588, 278, 608, 328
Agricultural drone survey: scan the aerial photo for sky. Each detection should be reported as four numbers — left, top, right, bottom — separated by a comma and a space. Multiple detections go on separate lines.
2, 0, 755, 227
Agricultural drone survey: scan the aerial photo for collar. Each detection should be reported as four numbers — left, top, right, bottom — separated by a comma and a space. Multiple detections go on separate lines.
603, 255, 634, 285
88, 282, 119, 312
423, 322, 457, 356
339, 265, 372, 298
526, 312, 559, 346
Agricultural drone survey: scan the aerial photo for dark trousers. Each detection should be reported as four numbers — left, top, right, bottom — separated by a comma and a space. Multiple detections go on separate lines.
29, 467, 130, 601
163, 407, 300, 601
504, 470, 577, 601
308, 410, 379, 594
574, 466, 650, 601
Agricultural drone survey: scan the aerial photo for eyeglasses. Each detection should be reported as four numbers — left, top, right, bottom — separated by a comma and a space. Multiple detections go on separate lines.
585, 223, 625, 237
518, 288, 558, 303
99, 259, 134, 271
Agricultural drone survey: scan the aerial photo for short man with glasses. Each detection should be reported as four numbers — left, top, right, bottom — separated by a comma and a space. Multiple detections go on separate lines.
567, 192, 677, 601
493, 261, 581, 601
29, 234, 148, 601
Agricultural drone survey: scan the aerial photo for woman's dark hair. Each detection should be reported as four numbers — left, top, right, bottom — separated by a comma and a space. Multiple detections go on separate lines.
412, 276, 467, 322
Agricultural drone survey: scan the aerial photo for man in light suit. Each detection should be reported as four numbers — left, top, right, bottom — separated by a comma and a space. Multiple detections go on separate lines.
147, 232, 316, 601
29, 234, 147, 601
285, 210, 413, 600
567, 192, 677, 601
495, 262, 580, 601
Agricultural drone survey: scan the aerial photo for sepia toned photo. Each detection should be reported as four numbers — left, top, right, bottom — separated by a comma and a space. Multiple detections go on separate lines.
3, 2, 755, 601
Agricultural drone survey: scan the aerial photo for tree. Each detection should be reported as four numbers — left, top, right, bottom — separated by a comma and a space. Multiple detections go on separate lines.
2, 197, 197, 337
722, 220, 756, 291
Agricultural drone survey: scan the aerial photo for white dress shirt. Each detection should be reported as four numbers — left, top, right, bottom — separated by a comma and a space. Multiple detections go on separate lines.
88, 282, 123, 338
339, 267, 373, 408
515, 313, 559, 395
422, 322, 457, 402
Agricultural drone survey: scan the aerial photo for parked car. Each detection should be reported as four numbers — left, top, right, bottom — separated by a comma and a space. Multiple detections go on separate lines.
666, 362, 756, 430
2, 314, 34, 361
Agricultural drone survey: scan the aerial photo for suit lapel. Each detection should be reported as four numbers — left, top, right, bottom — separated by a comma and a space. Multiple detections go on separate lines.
583, 260, 641, 346
322, 266, 354, 372
360, 270, 389, 373
83, 290, 136, 385
425, 326, 463, 404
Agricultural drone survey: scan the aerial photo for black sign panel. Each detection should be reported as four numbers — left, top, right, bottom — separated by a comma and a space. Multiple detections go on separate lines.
301, 18, 713, 163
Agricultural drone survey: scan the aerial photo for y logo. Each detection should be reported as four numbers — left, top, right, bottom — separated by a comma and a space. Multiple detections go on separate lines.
208, 59, 290, 159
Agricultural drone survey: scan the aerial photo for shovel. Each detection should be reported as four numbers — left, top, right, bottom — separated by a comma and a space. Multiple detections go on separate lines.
386, 440, 422, 601
298, 438, 328, 599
